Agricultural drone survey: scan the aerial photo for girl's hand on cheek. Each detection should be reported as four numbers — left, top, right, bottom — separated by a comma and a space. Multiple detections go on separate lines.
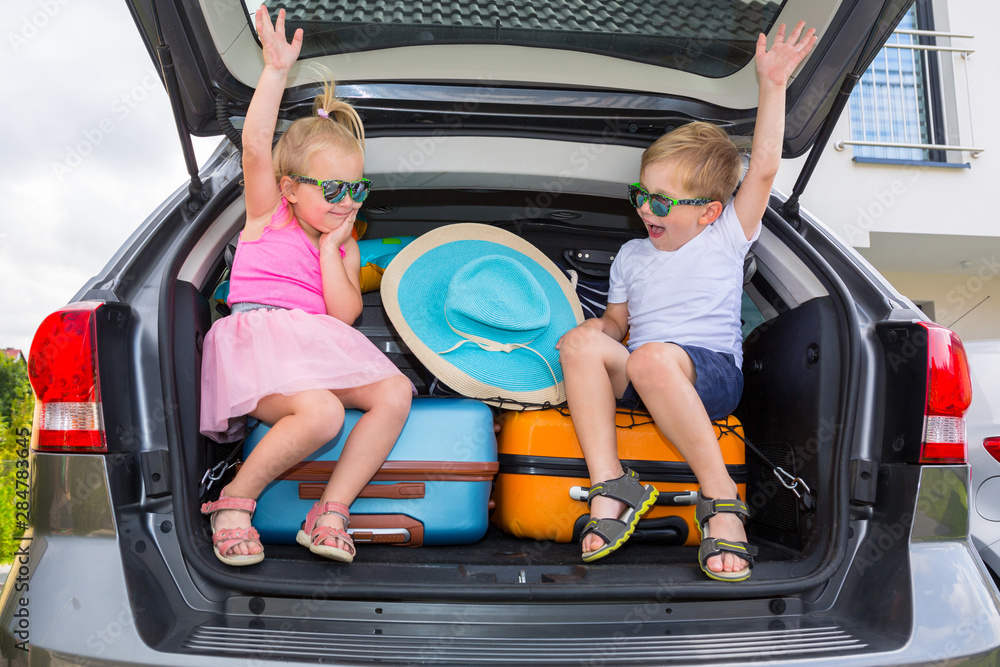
334, 210, 358, 245
319, 232, 341, 259
320, 213, 357, 258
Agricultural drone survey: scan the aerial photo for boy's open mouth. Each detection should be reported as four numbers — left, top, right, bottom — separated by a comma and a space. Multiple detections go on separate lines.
647, 222, 665, 239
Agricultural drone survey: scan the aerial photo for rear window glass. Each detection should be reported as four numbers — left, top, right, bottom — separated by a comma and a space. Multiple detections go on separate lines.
253, 0, 786, 79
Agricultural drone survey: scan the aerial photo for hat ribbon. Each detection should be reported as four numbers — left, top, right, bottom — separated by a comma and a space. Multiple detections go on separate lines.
438, 319, 560, 389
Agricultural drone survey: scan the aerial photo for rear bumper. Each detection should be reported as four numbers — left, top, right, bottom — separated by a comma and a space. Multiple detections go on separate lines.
3, 458, 1000, 666
3, 539, 999, 666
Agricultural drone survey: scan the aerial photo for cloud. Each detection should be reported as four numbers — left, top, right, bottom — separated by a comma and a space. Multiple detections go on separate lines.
1, 1, 220, 354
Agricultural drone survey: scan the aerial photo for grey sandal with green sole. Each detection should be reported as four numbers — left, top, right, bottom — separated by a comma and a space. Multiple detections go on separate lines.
581, 468, 659, 563
695, 492, 758, 582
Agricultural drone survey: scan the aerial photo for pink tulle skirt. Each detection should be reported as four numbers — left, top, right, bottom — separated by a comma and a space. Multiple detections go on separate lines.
200, 307, 412, 442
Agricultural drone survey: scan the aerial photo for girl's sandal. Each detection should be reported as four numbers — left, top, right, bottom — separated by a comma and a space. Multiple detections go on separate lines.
200, 489, 264, 566
296, 501, 356, 563
695, 492, 758, 582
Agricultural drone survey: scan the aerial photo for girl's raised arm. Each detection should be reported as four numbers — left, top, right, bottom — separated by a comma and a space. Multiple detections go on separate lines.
242, 5, 303, 227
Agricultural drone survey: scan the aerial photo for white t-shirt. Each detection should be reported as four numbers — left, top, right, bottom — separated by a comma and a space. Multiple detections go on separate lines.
607, 202, 759, 367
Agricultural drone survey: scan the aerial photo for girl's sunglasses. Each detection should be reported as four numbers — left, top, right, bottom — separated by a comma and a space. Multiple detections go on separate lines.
627, 183, 713, 217
290, 175, 372, 204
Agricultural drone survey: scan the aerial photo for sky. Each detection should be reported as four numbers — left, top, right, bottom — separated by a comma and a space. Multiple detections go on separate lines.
1, 2, 220, 355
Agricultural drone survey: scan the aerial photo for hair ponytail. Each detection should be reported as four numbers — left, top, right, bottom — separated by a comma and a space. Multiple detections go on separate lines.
313, 81, 365, 150
272, 76, 367, 185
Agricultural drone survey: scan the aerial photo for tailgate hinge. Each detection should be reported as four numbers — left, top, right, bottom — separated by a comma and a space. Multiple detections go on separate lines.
850, 458, 879, 505
140, 449, 172, 498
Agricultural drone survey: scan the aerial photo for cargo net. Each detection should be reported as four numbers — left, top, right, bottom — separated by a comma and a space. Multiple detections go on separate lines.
483, 395, 815, 510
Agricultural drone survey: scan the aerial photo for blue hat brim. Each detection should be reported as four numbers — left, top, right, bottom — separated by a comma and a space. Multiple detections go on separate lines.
381, 224, 584, 406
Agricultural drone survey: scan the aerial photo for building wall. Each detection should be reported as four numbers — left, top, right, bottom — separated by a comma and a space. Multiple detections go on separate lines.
773, 0, 1000, 341
880, 270, 1000, 342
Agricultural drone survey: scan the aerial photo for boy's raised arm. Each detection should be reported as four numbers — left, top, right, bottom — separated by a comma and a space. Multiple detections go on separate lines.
733, 21, 817, 241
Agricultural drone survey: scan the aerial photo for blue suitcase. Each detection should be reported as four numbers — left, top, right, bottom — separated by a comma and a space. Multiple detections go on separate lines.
244, 398, 498, 546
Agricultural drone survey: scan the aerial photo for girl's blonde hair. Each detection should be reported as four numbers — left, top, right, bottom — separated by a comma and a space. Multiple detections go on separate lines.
272, 79, 366, 183
640, 121, 742, 204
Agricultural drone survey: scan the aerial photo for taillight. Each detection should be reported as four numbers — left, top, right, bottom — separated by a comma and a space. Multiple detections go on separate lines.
28, 301, 107, 452
985, 437, 1000, 465
919, 322, 972, 464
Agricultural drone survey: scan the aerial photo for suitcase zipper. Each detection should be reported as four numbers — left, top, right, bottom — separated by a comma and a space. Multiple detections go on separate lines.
497, 454, 748, 483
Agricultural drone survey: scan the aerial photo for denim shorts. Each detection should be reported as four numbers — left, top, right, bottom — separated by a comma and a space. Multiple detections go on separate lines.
618, 344, 744, 420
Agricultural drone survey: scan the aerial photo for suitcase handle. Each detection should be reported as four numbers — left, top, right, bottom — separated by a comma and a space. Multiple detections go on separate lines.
629, 516, 688, 544
349, 514, 425, 547
571, 514, 688, 545
569, 486, 697, 506
349, 527, 412, 544
299, 482, 425, 500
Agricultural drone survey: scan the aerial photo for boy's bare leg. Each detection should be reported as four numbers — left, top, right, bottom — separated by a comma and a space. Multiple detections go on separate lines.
558, 325, 632, 554
627, 343, 749, 575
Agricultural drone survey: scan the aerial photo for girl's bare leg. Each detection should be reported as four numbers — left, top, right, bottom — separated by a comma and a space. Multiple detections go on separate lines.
211, 388, 348, 555
312, 375, 413, 550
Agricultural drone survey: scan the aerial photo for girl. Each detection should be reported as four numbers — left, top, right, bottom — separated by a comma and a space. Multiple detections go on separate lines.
198, 6, 413, 565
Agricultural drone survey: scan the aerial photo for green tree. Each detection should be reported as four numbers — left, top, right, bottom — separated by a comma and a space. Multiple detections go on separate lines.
0, 354, 30, 425
0, 358, 33, 563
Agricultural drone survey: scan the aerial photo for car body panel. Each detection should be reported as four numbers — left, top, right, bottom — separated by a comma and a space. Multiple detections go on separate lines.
966, 340, 1000, 576
5, 460, 999, 665
3, 0, 998, 663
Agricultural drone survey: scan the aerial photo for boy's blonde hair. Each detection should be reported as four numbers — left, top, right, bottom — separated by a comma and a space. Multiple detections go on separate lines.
640, 121, 742, 204
272, 79, 365, 182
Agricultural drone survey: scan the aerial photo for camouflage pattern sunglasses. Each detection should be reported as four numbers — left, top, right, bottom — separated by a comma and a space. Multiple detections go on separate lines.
290, 175, 372, 204
628, 183, 713, 217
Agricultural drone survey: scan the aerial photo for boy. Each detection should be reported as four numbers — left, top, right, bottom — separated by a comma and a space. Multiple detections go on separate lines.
557, 22, 816, 581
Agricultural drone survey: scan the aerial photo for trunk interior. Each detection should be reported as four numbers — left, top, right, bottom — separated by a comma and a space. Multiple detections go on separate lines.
168, 183, 847, 601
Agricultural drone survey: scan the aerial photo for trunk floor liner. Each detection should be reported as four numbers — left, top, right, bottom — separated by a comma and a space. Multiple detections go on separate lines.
258, 525, 796, 567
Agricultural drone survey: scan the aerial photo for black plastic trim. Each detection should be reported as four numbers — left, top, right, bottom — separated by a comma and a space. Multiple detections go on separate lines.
874, 321, 931, 463
752, 204, 863, 588
93, 302, 136, 454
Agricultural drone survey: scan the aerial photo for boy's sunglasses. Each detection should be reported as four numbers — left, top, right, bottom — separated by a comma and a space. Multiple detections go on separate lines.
290, 175, 372, 204
627, 183, 713, 217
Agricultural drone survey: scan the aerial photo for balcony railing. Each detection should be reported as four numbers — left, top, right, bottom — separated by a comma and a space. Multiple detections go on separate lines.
835, 29, 983, 159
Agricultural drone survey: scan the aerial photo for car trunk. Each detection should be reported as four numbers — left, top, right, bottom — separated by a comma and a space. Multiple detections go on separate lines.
162, 146, 854, 602
120, 0, 911, 619
121, 0, 909, 600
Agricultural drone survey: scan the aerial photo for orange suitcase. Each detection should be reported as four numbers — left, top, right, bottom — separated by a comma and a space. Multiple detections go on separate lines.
491, 409, 746, 546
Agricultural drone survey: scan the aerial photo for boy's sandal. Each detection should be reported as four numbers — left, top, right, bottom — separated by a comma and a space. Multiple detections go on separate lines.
296, 501, 355, 563
581, 468, 659, 563
200, 490, 264, 567
695, 492, 758, 582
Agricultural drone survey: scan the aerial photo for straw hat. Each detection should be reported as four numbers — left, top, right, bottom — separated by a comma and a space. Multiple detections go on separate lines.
380, 223, 584, 408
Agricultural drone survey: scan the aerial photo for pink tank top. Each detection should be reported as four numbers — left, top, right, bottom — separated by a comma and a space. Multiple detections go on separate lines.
227, 199, 344, 315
